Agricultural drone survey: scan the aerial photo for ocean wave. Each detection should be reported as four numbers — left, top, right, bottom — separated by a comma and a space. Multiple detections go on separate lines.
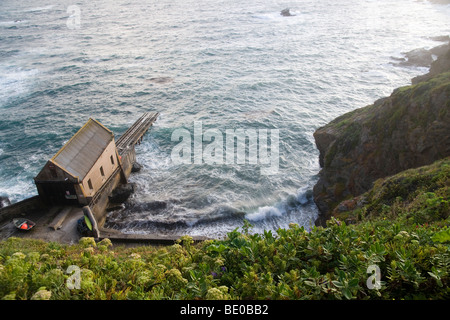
25, 5, 55, 13
31, 82, 93, 97
245, 186, 313, 222
0, 20, 29, 27
0, 68, 39, 107
246, 205, 283, 221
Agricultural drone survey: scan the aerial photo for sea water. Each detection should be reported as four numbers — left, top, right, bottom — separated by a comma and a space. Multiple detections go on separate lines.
0, 0, 449, 238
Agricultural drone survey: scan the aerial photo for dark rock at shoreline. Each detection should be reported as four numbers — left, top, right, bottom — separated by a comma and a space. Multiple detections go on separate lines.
313, 45, 450, 226
412, 43, 450, 84
430, 35, 450, 43
109, 183, 136, 204
402, 48, 435, 67
131, 162, 142, 173
427, 0, 450, 4
395, 43, 449, 68
140, 200, 168, 212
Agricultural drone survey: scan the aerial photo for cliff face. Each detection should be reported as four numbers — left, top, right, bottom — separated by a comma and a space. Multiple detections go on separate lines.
313, 46, 450, 226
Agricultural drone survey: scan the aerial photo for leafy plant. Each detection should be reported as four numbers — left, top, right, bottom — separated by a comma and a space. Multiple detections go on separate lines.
432, 228, 450, 243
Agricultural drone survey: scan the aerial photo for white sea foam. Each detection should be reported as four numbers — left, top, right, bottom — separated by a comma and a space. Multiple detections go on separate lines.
0, 20, 28, 26
25, 5, 55, 12
0, 180, 35, 204
246, 205, 283, 221
0, 68, 39, 106
245, 185, 313, 222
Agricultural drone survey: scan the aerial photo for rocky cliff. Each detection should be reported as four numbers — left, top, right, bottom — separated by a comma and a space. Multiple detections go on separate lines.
313, 44, 450, 226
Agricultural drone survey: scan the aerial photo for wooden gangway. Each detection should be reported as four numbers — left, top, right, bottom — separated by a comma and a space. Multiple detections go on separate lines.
116, 112, 159, 155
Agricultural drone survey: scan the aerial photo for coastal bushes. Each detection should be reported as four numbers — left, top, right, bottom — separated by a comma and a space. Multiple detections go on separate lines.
0, 158, 448, 300
0, 212, 448, 300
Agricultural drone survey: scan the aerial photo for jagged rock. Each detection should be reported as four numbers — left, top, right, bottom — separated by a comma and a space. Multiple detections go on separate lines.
146, 77, 173, 84
430, 35, 450, 42
412, 44, 450, 84
0, 196, 11, 209
396, 43, 449, 69
402, 48, 435, 67
141, 200, 167, 211
131, 162, 142, 173
280, 8, 294, 16
313, 45, 450, 226
109, 183, 136, 204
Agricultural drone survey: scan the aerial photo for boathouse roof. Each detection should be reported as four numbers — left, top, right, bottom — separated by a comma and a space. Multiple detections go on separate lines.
51, 118, 114, 180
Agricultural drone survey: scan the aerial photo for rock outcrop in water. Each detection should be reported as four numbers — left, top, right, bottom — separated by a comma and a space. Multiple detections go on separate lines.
109, 183, 136, 204
394, 43, 449, 68
313, 43, 450, 226
280, 8, 294, 17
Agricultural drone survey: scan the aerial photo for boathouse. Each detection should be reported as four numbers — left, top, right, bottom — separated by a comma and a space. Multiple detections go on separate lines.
34, 118, 123, 206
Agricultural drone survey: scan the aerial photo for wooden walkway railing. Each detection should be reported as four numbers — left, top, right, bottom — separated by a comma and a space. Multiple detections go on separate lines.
116, 112, 159, 155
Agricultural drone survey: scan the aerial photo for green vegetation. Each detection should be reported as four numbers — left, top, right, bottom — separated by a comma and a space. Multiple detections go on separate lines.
0, 218, 448, 300
0, 204, 448, 299
337, 157, 449, 224
1, 158, 448, 300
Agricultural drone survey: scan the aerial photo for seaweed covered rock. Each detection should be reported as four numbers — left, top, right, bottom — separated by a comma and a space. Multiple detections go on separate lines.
281, 8, 294, 16
109, 183, 136, 203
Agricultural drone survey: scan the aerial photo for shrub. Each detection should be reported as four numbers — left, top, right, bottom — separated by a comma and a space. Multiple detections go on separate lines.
0, 203, 448, 300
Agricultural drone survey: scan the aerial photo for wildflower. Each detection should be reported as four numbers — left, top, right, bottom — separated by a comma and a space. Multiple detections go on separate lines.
80, 269, 95, 290
136, 271, 152, 286
79, 237, 96, 248
26, 252, 40, 263
11, 252, 26, 259
394, 231, 410, 241
214, 258, 225, 267
170, 243, 184, 254
205, 286, 230, 300
98, 238, 112, 246
155, 264, 167, 271
166, 268, 188, 287
333, 217, 342, 226
130, 253, 141, 259
40, 253, 50, 261
31, 288, 52, 300
179, 235, 194, 245
2, 293, 16, 300
397, 231, 410, 238
84, 247, 95, 255
97, 238, 113, 251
